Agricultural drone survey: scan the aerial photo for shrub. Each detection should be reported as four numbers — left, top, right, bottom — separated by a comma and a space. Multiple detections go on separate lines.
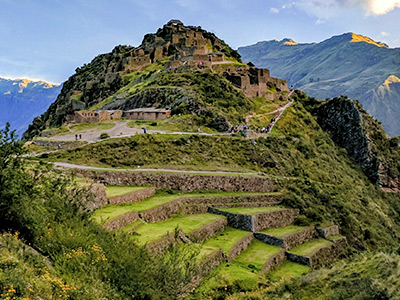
99, 132, 109, 139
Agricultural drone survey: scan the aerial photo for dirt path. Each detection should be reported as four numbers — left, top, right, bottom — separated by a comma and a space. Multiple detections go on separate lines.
49, 121, 225, 143
244, 90, 294, 125
52, 161, 260, 176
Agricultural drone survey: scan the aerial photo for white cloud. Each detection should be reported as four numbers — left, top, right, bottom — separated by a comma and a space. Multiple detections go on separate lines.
270, 7, 280, 13
315, 18, 326, 24
367, 0, 400, 15
381, 31, 390, 36
293, 0, 400, 17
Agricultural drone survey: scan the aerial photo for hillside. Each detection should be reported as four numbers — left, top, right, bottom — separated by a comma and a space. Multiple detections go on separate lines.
0, 77, 61, 136
238, 33, 400, 136
23, 20, 288, 139
4, 21, 400, 299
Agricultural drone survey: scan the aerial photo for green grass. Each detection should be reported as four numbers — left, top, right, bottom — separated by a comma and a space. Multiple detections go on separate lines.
260, 225, 308, 238
220, 206, 284, 215
105, 185, 149, 198
74, 177, 92, 187
132, 214, 225, 244
200, 227, 250, 257
266, 261, 309, 282
289, 239, 332, 256
69, 122, 116, 132
92, 191, 266, 224
234, 239, 281, 270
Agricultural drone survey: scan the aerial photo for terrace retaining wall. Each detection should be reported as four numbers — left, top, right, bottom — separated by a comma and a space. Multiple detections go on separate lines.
108, 187, 156, 205
146, 229, 187, 254
102, 211, 139, 231
188, 219, 228, 243
77, 183, 108, 211
227, 233, 254, 261
317, 225, 339, 238
286, 236, 348, 268
80, 170, 276, 192
252, 209, 299, 231
255, 226, 316, 249
208, 208, 254, 231
261, 249, 286, 273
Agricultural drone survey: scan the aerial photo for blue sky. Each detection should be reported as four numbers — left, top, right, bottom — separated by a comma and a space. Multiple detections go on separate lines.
1, 0, 399, 83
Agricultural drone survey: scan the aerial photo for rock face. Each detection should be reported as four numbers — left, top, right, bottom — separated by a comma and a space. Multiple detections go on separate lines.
315, 96, 400, 191
238, 32, 400, 136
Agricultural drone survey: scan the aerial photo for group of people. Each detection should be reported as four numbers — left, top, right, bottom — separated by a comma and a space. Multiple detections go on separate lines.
228, 116, 278, 136
74, 134, 82, 141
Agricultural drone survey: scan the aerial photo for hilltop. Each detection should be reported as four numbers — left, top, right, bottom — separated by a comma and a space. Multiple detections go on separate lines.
24, 20, 288, 139
238, 32, 400, 136
0, 77, 61, 136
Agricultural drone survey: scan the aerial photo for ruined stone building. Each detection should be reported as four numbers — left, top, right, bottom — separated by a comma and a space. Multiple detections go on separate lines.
124, 108, 171, 121
70, 110, 122, 123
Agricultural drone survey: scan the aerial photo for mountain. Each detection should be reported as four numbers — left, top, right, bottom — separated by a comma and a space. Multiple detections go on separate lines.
0, 77, 61, 137
238, 33, 400, 136
23, 20, 288, 139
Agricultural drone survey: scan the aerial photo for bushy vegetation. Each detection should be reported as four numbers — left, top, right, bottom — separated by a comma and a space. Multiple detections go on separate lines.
228, 251, 400, 300
0, 124, 204, 299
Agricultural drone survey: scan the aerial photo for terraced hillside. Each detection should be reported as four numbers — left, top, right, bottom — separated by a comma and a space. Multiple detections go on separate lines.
83, 180, 348, 295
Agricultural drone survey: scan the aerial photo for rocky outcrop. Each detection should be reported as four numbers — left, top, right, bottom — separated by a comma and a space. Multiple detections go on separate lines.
82, 170, 276, 192
316, 96, 400, 192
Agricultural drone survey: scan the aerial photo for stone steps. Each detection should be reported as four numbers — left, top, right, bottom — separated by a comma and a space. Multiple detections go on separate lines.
285, 236, 348, 268
254, 225, 316, 249
208, 206, 298, 231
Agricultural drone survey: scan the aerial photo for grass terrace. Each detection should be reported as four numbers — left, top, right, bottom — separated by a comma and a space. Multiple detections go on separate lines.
234, 239, 281, 271
289, 239, 332, 256
92, 191, 268, 224
266, 261, 310, 282
105, 185, 150, 198
219, 206, 284, 215
131, 214, 226, 244
260, 225, 309, 238
200, 227, 250, 258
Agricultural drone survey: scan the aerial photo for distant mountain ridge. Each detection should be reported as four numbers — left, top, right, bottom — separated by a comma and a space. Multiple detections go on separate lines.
238, 32, 400, 136
0, 77, 61, 137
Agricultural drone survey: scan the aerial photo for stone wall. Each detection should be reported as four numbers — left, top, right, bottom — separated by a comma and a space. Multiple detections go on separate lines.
261, 249, 286, 273
317, 225, 339, 239
82, 170, 276, 192
255, 226, 316, 249
188, 219, 228, 243
75, 183, 108, 211
208, 208, 254, 231
102, 211, 139, 231
286, 236, 348, 268
252, 209, 299, 232
145, 230, 187, 254
33, 139, 87, 151
108, 187, 155, 205
227, 233, 254, 261
139, 200, 182, 223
